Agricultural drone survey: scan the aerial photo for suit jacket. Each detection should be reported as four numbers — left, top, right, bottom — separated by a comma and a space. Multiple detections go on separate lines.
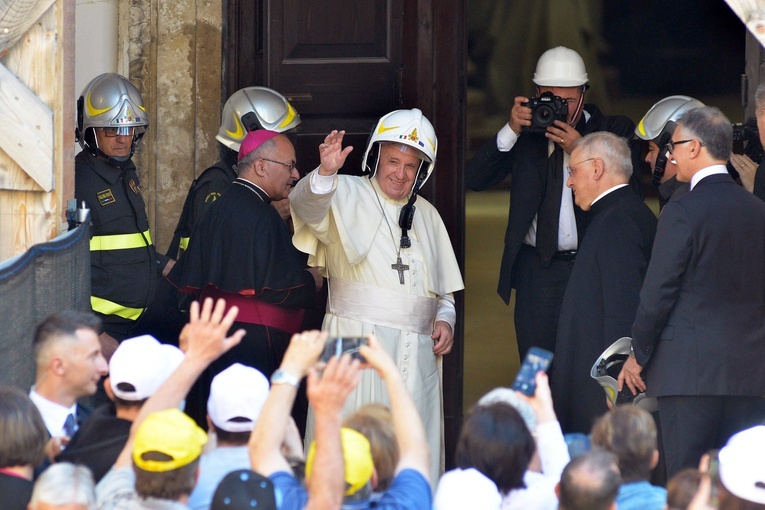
552, 186, 657, 433
56, 403, 131, 483
32, 403, 92, 479
632, 173, 765, 397
466, 104, 642, 303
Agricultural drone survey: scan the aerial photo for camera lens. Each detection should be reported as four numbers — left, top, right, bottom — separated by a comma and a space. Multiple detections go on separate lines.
533, 104, 555, 128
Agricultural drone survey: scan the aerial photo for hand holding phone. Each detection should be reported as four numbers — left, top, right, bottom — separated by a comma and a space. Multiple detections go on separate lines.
319, 337, 369, 363
512, 346, 554, 396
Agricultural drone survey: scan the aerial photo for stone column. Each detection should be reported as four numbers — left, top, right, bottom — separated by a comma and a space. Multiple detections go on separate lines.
121, 0, 223, 254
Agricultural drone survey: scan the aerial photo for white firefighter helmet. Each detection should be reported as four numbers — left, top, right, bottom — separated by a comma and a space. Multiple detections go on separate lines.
361, 108, 438, 189
591, 337, 658, 413
532, 47, 589, 87
216, 86, 301, 152
635, 95, 705, 142
76, 73, 148, 156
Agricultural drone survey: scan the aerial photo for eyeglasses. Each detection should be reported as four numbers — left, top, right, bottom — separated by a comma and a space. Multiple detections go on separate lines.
566, 157, 596, 176
667, 139, 701, 154
99, 126, 143, 137
261, 158, 297, 172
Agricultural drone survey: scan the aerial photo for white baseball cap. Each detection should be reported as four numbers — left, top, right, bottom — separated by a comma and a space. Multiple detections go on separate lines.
108, 335, 184, 401
207, 364, 270, 433
434, 468, 502, 510
719, 425, 765, 504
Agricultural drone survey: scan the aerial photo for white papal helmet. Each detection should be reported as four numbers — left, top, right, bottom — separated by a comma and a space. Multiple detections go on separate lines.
635, 95, 705, 186
362, 108, 438, 190
216, 86, 301, 152
532, 46, 589, 87
76, 73, 148, 161
591, 337, 658, 413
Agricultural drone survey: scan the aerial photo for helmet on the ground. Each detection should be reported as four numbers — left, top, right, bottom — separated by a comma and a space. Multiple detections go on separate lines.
635, 95, 705, 186
362, 108, 438, 190
76, 73, 148, 158
532, 47, 589, 87
216, 87, 301, 152
591, 337, 658, 413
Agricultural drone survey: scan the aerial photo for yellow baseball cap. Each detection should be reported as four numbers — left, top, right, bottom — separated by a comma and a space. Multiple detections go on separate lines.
305, 427, 374, 496
133, 409, 207, 472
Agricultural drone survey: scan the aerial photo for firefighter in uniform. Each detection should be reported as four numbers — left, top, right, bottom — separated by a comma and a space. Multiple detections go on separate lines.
167, 86, 302, 259
75, 73, 174, 346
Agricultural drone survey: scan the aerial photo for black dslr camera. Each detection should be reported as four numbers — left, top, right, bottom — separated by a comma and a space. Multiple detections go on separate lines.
732, 117, 762, 164
522, 91, 569, 133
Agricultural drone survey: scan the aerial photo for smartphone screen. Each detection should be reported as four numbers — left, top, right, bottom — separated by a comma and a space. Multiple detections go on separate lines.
512, 346, 554, 396
320, 337, 369, 363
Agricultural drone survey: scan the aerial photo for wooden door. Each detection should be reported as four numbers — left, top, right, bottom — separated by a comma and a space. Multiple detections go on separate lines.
226, 0, 404, 174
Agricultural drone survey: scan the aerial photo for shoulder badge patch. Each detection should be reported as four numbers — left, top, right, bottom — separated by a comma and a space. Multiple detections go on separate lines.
97, 189, 116, 206
204, 192, 222, 204
129, 179, 140, 194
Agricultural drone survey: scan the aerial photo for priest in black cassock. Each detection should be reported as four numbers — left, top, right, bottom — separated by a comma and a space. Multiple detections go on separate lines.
551, 132, 657, 434
166, 129, 321, 428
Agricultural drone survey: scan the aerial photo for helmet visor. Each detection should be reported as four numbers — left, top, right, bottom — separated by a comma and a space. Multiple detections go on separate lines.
99, 126, 147, 137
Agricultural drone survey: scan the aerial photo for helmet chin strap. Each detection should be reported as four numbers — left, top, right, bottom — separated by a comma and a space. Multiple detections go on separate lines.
89, 130, 137, 168
398, 160, 427, 249
569, 85, 586, 127
652, 134, 672, 188
99, 147, 135, 169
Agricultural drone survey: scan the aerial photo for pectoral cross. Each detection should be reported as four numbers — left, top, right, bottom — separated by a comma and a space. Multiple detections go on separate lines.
391, 256, 409, 285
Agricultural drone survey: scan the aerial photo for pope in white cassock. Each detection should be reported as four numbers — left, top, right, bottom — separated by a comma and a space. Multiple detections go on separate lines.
290, 108, 464, 484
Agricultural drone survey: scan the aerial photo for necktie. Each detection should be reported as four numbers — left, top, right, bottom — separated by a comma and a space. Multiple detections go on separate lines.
536, 142, 564, 262
63, 413, 77, 437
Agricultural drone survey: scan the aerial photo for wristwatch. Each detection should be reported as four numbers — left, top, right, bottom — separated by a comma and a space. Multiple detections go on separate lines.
271, 369, 300, 388
629, 344, 636, 358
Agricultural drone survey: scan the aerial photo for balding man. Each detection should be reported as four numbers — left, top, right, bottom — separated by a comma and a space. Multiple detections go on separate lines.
556, 449, 621, 510
552, 132, 657, 434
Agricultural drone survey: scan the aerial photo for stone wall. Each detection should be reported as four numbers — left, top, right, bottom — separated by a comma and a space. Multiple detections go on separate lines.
122, 0, 223, 255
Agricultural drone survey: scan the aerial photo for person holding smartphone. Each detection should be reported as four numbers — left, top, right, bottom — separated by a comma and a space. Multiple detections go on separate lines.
434, 371, 569, 510
465, 46, 644, 366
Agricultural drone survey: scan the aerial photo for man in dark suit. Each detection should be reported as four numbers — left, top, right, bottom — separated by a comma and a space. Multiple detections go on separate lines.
27, 311, 108, 476
552, 132, 657, 434
619, 106, 765, 478
466, 46, 643, 360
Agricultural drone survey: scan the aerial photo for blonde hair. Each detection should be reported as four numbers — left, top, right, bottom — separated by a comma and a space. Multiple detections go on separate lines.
343, 403, 399, 491
591, 406, 657, 483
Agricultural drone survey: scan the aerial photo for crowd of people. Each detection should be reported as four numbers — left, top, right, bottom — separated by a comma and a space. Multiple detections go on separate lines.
2, 43, 765, 509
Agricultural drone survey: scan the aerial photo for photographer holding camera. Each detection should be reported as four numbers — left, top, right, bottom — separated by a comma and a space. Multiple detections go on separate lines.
466, 46, 644, 364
